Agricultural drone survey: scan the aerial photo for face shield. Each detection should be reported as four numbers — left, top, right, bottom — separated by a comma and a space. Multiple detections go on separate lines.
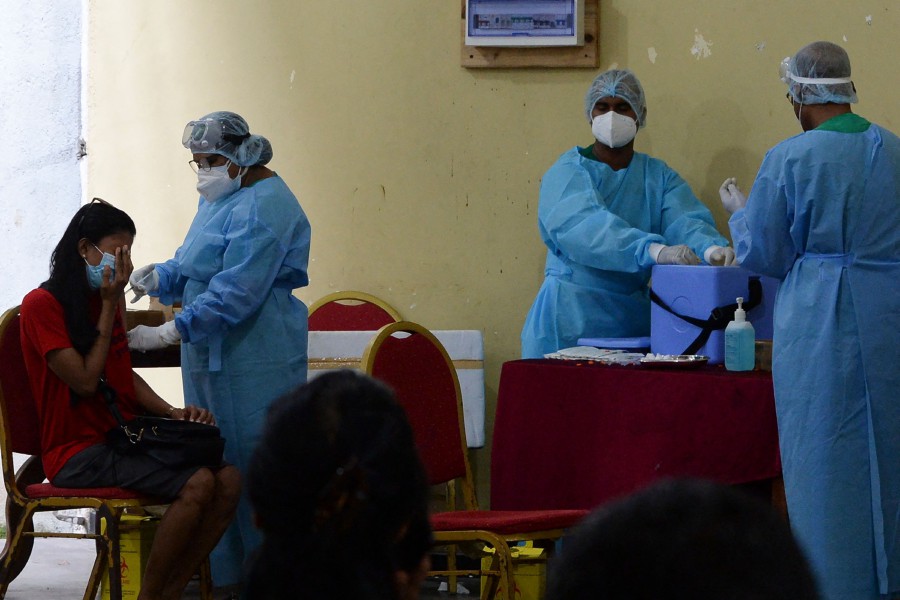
182, 119, 251, 154
183, 119, 227, 152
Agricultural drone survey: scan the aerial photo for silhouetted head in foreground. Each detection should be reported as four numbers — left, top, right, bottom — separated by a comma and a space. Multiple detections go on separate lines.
546, 478, 819, 600
245, 370, 432, 600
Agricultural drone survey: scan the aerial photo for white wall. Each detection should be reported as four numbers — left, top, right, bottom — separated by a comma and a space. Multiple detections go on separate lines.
0, 0, 84, 312
0, 0, 84, 533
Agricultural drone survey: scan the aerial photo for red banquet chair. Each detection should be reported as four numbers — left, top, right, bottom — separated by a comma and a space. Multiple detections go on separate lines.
307, 290, 401, 331
0, 306, 212, 600
361, 321, 587, 599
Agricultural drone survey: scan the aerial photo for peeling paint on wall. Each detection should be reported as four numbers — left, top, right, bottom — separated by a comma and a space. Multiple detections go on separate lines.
690, 29, 713, 60
647, 47, 658, 64
865, 14, 873, 26
756, 42, 766, 51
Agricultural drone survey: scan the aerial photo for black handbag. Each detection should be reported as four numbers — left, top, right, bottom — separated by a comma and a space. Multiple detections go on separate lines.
99, 379, 226, 469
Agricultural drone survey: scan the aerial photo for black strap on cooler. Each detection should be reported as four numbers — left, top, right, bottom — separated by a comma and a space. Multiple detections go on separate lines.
649, 277, 763, 355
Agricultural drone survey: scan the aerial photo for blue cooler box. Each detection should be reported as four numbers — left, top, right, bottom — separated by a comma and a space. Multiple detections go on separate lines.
650, 265, 780, 364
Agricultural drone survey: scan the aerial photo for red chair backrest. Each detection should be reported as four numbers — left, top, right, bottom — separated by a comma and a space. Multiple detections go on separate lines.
0, 311, 43, 456
308, 300, 398, 331
369, 331, 466, 486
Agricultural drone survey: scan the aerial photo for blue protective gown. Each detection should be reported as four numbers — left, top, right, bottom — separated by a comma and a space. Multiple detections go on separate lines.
729, 114, 900, 600
155, 175, 311, 586
521, 146, 727, 358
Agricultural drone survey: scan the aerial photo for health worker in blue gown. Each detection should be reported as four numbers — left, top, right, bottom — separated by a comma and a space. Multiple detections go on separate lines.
720, 42, 900, 600
521, 69, 734, 358
126, 111, 311, 591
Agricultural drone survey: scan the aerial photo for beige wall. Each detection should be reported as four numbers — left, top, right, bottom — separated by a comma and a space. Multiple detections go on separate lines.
86, 1, 899, 505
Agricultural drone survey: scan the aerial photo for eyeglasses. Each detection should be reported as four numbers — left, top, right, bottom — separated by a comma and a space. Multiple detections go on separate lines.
188, 155, 228, 173
77, 197, 111, 233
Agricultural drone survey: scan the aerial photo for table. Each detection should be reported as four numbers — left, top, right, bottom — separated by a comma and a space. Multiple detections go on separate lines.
491, 359, 781, 511
130, 345, 180, 369
307, 330, 486, 448
126, 321, 487, 448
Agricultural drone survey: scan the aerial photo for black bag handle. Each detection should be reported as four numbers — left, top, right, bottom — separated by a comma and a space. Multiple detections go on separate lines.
97, 377, 125, 424
649, 277, 763, 355
98, 378, 143, 444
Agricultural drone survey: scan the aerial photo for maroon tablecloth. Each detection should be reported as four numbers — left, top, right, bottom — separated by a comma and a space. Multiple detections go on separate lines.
491, 359, 780, 511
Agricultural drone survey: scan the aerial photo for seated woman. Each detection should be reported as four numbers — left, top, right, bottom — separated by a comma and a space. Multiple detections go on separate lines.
19, 199, 241, 600
245, 370, 432, 600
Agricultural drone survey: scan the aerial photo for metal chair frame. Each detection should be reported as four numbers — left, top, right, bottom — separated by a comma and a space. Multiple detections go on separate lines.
361, 321, 584, 599
308, 290, 402, 331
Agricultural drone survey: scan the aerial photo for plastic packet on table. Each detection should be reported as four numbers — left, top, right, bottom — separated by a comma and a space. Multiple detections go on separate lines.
640, 353, 710, 368
544, 346, 645, 365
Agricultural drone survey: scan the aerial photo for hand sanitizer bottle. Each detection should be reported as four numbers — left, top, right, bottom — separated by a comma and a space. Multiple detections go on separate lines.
724, 297, 755, 371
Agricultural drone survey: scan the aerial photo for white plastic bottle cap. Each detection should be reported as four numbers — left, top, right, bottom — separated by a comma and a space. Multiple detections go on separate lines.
734, 297, 746, 321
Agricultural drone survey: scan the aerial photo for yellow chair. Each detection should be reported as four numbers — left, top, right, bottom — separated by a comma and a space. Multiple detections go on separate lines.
361, 321, 587, 599
308, 291, 401, 331
0, 306, 211, 600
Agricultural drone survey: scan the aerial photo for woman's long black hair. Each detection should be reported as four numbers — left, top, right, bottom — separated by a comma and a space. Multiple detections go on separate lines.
40, 199, 136, 356
245, 370, 432, 600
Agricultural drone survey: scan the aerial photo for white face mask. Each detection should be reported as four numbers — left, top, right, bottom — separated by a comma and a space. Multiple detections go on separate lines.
196, 161, 243, 202
591, 112, 638, 148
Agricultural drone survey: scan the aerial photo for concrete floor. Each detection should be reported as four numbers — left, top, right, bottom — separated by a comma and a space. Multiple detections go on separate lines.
1, 537, 98, 599
0, 536, 478, 599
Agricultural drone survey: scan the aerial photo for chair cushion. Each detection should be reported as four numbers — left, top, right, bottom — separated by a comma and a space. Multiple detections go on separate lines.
309, 302, 395, 331
430, 509, 589, 534
372, 333, 467, 485
0, 313, 43, 456
25, 483, 148, 500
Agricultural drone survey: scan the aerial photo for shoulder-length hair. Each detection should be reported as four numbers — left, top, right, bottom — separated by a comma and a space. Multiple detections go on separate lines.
40, 199, 136, 356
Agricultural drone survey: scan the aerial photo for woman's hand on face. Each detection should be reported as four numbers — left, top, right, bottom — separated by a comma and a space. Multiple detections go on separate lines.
100, 245, 134, 302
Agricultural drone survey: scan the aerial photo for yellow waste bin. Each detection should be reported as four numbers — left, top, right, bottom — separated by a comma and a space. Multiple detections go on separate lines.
100, 514, 158, 600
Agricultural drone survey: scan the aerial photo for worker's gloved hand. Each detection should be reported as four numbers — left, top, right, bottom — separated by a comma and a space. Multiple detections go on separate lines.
127, 321, 181, 352
655, 244, 701, 265
704, 245, 737, 266
719, 177, 747, 215
129, 264, 160, 304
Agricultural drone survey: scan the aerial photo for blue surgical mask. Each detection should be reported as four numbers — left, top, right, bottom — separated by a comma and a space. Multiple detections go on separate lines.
84, 244, 116, 289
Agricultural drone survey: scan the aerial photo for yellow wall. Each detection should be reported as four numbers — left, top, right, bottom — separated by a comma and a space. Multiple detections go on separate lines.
86, 1, 899, 505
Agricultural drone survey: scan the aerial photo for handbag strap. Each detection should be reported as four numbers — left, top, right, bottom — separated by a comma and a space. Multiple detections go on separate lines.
97, 377, 127, 425
649, 277, 763, 355
98, 378, 142, 444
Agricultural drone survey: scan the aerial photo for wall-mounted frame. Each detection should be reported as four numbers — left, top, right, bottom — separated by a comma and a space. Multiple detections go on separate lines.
461, 0, 599, 69
465, 0, 584, 47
